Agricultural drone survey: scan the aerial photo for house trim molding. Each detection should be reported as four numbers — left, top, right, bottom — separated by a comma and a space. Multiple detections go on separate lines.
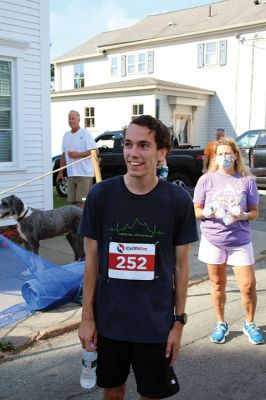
97, 21, 266, 52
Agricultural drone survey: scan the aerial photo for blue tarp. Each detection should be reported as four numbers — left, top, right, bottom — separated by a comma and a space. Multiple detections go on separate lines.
0, 234, 84, 328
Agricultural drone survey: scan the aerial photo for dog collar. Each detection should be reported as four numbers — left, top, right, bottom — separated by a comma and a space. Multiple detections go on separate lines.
17, 207, 30, 222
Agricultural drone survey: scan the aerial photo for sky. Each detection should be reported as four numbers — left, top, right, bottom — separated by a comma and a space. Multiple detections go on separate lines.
49, 0, 221, 60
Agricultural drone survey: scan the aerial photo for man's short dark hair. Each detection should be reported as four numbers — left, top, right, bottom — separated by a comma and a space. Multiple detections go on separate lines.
123, 115, 171, 151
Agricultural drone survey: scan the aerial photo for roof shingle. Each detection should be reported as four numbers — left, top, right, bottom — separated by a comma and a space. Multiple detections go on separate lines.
53, 0, 266, 62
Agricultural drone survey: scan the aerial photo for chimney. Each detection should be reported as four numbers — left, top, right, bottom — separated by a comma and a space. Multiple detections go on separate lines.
208, 5, 212, 17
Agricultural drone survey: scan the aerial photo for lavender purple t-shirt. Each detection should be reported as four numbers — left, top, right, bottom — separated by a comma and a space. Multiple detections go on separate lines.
193, 171, 259, 246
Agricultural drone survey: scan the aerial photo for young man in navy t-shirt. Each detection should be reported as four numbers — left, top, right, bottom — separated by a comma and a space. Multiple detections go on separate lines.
78, 115, 198, 399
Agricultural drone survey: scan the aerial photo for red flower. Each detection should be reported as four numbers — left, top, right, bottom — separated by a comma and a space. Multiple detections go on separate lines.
0, 226, 23, 244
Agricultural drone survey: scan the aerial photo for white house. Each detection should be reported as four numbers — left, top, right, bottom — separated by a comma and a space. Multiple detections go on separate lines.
51, 0, 266, 155
0, 0, 51, 226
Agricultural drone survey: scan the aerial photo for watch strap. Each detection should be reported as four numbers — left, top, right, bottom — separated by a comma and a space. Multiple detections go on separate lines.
173, 313, 187, 324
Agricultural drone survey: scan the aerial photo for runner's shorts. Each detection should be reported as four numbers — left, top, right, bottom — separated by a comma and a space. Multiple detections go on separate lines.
96, 335, 180, 399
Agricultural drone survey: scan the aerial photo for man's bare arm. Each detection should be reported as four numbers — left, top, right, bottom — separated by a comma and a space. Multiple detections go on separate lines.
166, 244, 190, 366
78, 237, 99, 352
202, 155, 209, 172
68, 149, 96, 158
56, 153, 66, 181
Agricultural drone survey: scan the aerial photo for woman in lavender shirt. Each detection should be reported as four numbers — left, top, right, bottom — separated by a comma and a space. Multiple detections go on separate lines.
193, 137, 264, 345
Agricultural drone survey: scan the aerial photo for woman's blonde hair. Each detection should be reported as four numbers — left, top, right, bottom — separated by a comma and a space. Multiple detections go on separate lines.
209, 137, 253, 176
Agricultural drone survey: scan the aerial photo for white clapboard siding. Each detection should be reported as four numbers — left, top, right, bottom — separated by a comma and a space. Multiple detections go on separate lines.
0, 0, 51, 227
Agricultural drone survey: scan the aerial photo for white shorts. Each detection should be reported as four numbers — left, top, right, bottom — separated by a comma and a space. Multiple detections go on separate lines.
198, 235, 255, 267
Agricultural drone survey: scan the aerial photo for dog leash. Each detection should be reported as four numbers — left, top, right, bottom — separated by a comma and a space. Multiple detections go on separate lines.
0, 151, 101, 196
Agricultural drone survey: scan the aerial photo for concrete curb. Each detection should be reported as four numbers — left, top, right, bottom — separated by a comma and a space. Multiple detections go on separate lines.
255, 254, 266, 262
35, 318, 81, 341
0, 318, 82, 360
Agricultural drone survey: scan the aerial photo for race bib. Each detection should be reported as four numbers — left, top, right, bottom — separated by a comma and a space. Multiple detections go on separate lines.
108, 242, 156, 280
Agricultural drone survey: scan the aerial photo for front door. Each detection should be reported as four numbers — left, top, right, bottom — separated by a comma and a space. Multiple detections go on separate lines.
174, 115, 191, 144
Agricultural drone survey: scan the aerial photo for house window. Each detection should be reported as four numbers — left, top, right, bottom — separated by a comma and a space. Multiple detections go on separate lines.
205, 42, 217, 65
138, 53, 146, 73
118, 51, 154, 77
85, 107, 95, 128
0, 60, 12, 162
74, 63, 84, 88
198, 40, 227, 67
111, 57, 118, 76
127, 55, 136, 74
132, 104, 144, 119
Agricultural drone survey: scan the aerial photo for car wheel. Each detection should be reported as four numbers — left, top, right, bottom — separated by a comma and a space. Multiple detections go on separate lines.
56, 177, 68, 197
168, 173, 191, 187
168, 173, 194, 197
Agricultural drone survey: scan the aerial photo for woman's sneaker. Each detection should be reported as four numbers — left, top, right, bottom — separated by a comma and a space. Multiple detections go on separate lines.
243, 322, 264, 345
211, 322, 229, 343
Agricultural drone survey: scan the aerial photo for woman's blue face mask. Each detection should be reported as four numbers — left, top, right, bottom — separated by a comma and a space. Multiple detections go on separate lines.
216, 154, 235, 170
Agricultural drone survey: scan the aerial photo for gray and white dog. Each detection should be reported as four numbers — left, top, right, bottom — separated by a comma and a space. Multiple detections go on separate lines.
0, 195, 85, 261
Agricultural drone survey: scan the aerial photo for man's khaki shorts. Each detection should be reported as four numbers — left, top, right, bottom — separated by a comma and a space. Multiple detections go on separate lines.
67, 176, 93, 203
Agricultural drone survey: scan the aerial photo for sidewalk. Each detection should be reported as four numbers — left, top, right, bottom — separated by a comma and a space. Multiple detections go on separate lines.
1, 228, 265, 357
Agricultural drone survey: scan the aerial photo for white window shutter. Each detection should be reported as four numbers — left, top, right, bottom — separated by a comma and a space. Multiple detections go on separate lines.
219, 40, 227, 66
197, 43, 204, 68
148, 51, 154, 73
121, 55, 126, 77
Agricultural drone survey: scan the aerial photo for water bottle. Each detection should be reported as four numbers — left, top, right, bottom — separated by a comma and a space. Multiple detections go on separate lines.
80, 348, 97, 389
223, 212, 235, 225
202, 204, 215, 218
215, 207, 226, 219
230, 205, 241, 216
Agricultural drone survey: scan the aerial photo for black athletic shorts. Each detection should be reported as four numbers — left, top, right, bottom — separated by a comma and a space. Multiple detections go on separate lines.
96, 335, 180, 399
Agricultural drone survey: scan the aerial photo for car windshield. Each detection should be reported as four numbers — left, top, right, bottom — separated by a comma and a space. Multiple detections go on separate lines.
236, 131, 260, 148
97, 136, 115, 151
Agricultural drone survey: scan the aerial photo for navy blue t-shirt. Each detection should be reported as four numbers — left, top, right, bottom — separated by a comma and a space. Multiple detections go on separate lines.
79, 176, 198, 343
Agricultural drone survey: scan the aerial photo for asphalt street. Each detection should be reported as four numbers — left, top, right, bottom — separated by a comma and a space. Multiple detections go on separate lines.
1, 263, 265, 400
0, 191, 265, 400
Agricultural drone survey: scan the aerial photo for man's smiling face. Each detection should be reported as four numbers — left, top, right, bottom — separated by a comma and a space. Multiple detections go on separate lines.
123, 123, 167, 179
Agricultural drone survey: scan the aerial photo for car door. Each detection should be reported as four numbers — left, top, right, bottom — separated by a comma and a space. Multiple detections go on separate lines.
96, 133, 126, 179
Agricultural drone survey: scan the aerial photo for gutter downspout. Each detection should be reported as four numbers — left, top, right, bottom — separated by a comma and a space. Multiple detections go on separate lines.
234, 37, 241, 132
249, 35, 257, 129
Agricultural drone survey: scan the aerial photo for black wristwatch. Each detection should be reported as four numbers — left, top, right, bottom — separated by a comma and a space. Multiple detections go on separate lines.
173, 313, 188, 325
